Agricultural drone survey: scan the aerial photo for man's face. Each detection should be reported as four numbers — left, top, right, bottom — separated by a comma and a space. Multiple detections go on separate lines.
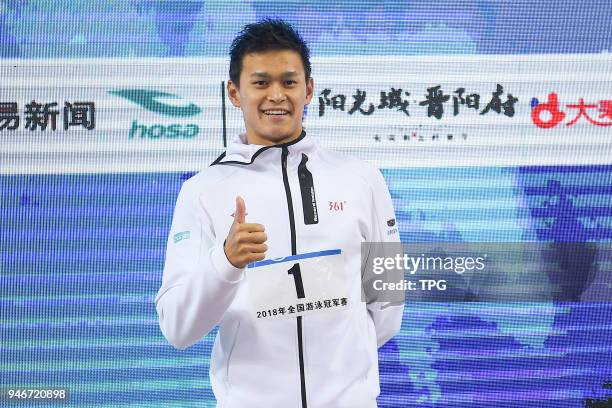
227, 49, 314, 146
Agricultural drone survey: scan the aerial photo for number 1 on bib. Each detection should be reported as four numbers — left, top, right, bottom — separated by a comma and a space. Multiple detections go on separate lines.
287, 263, 305, 299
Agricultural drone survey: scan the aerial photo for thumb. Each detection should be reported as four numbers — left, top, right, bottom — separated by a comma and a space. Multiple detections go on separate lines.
234, 196, 246, 224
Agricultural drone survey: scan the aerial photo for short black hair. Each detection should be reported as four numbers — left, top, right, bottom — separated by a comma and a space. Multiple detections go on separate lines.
229, 19, 311, 87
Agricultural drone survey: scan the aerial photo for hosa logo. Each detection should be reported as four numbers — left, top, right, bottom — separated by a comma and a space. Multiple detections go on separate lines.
109, 89, 201, 139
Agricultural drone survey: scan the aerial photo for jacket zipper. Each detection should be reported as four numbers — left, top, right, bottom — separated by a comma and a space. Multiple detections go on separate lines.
281, 146, 307, 408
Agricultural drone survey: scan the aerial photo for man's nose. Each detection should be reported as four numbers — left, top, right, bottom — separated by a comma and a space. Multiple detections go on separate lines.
267, 83, 286, 102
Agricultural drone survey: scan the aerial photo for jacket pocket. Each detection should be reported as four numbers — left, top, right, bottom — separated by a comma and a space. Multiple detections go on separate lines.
225, 320, 241, 389
359, 306, 377, 382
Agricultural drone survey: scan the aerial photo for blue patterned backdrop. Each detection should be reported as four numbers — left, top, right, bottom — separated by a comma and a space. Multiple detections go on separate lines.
2, 1, 612, 58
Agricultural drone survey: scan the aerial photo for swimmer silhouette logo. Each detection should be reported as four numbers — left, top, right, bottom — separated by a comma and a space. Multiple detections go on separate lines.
109, 89, 201, 139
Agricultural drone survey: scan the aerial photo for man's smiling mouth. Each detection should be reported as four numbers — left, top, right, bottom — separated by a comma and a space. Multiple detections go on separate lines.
262, 109, 290, 116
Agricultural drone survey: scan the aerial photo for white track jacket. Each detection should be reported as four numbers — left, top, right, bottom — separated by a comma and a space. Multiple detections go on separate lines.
155, 130, 403, 408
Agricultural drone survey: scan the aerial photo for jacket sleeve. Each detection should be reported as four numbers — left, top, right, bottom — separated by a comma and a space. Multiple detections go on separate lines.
364, 166, 405, 348
155, 179, 244, 350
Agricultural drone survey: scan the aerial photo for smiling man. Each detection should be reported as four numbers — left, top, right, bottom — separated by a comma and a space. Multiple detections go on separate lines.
227, 48, 313, 145
155, 19, 403, 408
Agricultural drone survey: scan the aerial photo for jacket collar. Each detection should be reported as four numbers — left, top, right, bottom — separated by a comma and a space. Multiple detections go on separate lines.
211, 129, 315, 166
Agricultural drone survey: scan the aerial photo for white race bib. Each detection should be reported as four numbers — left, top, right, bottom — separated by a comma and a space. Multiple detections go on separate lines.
246, 249, 349, 320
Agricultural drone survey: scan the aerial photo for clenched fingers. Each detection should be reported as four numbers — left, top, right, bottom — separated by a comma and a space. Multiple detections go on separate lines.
240, 243, 268, 254
236, 223, 265, 233
236, 231, 267, 244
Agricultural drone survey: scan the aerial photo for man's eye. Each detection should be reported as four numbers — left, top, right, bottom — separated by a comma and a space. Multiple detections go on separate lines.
254, 81, 267, 86
285, 80, 296, 86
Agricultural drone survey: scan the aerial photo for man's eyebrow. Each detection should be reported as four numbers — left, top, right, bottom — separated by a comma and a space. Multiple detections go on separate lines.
249, 70, 300, 78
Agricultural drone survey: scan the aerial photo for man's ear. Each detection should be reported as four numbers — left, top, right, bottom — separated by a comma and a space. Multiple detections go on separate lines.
227, 80, 241, 108
305, 77, 314, 105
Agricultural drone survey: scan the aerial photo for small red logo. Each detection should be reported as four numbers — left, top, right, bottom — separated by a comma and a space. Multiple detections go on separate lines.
329, 201, 346, 211
531, 93, 566, 129
531, 92, 612, 128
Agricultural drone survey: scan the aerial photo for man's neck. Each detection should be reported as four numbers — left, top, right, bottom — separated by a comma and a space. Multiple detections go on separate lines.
246, 128, 303, 146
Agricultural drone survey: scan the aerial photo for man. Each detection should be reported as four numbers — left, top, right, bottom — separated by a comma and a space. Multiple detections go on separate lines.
155, 19, 403, 408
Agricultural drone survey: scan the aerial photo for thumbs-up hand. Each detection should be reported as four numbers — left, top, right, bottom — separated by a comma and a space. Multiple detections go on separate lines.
224, 196, 267, 268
